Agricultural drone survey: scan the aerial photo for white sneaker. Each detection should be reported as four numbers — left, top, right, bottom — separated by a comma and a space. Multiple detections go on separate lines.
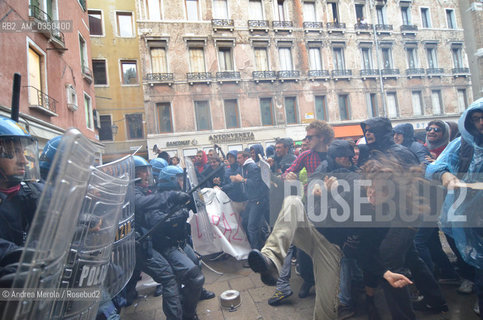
457, 279, 474, 294
474, 300, 480, 316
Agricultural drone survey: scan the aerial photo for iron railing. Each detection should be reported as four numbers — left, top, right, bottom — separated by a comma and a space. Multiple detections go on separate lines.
327, 22, 346, 29
273, 21, 294, 28
29, 5, 65, 47
308, 70, 330, 78
401, 25, 418, 32
303, 21, 323, 29
381, 68, 400, 76
426, 68, 444, 75
375, 24, 393, 31
360, 69, 380, 76
211, 19, 234, 28
277, 70, 300, 79
216, 71, 241, 81
332, 69, 352, 77
252, 71, 276, 80
145, 73, 174, 82
26, 86, 57, 114
406, 68, 425, 76
248, 20, 269, 29
452, 68, 470, 74
355, 23, 373, 31
187, 72, 212, 82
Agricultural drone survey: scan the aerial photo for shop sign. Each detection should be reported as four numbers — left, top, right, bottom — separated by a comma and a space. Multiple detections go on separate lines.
209, 132, 255, 143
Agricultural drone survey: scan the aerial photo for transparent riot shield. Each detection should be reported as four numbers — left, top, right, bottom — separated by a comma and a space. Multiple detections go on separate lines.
50, 158, 131, 320
98, 156, 136, 299
259, 158, 271, 189
1, 129, 100, 320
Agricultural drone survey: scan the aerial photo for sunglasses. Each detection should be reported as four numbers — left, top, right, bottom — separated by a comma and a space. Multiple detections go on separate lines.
426, 127, 442, 133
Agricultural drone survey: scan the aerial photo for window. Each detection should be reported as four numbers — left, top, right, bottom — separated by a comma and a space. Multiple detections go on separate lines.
376, 6, 386, 24
451, 47, 463, 69
381, 47, 393, 69
88, 10, 103, 36
338, 95, 351, 120
412, 91, 424, 116
303, 1, 316, 21
333, 47, 345, 70
457, 89, 467, 112
446, 9, 456, 29
79, 35, 88, 72
92, 59, 107, 85
116, 12, 134, 37
386, 92, 398, 118
361, 48, 373, 69
186, 0, 199, 20
249, 0, 264, 20
120, 60, 138, 84
150, 48, 168, 73
260, 98, 274, 126
145, 0, 162, 20
84, 93, 93, 130
420, 8, 431, 28
254, 47, 269, 70
406, 47, 419, 68
278, 47, 293, 70
308, 47, 322, 70
189, 48, 206, 72
401, 6, 411, 25
27, 45, 45, 106
224, 99, 240, 128
99, 115, 113, 141
213, 0, 229, 19
157, 103, 173, 133
355, 4, 364, 21
218, 47, 234, 71
284, 97, 298, 124
276, 0, 288, 21
431, 90, 443, 114
426, 47, 438, 68
330, 2, 339, 22
367, 93, 378, 117
126, 114, 144, 139
315, 96, 328, 120
194, 101, 212, 130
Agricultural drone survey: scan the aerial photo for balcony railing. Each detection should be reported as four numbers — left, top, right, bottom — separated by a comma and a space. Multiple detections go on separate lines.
145, 73, 174, 83
272, 21, 294, 31
354, 23, 373, 32
308, 70, 330, 79
360, 69, 380, 77
252, 71, 276, 82
82, 65, 93, 82
303, 21, 323, 31
381, 68, 400, 77
26, 86, 57, 115
375, 24, 393, 32
327, 22, 346, 31
187, 72, 212, 83
248, 20, 269, 31
406, 68, 425, 77
400, 25, 418, 32
332, 69, 352, 79
211, 19, 234, 31
29, 5, 65, 48
277, 70, 300, 81
452, 68, 470, 76
426, 68, 444, 76
216, 71, 241, 82
29, 4, 49, 22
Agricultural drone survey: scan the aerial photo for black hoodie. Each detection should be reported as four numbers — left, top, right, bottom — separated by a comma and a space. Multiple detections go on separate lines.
393, 123, 431, 165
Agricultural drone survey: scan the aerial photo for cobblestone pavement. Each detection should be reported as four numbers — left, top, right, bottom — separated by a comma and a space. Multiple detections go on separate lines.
121, 255, 479, 320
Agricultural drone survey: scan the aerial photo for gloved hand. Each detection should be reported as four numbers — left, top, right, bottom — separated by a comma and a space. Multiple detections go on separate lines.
167, 191, 192, 208
166, 209, 189, 224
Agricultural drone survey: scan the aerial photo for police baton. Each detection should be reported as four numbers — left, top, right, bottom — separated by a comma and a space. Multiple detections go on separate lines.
136, 164, 225, 243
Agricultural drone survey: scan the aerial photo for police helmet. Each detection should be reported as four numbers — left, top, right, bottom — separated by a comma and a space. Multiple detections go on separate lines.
157, 165, 183, 191
133, 155, 154, 186
150, 158, 168, 178
0, 116, 40, 186
39, 135, 62, 180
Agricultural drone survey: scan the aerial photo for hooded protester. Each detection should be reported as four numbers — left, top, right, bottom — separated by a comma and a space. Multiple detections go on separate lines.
221, 150, 246, 203
359, 117, 418, 167
425, 120, 450, 160
446, 121, 460, 141
250, 144, 265, 163
393, 123, 431, 165
266, 145, 275, 159
194, 150, 208, 174
414, 131, 427, 145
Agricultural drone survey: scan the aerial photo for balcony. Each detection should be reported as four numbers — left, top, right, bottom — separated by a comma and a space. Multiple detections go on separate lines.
216, 71, 241, 83
406, 68, 425, 78
187, 72, 212, 85
29, 5, 66, 50
82, 65, 93, 83
360, 69, 380, 79
272, 21, 294, 32
400, 25, 418, 36
211, 19, 234, 32
277, 70, 300, 82
252, 71, 276, 83
331, 69, 352, 80
307, 70, 330, 81
303, 21, 323, 33
375, 24, 393, 34
248, 20, 269, 32
381, 68, 400, 79
26, 86, 57, 116
145, 73, 174, 86
354, 23, 373, 34
452, 68, 470, 77
426, 68, 445, 77
327, 22, 346, 34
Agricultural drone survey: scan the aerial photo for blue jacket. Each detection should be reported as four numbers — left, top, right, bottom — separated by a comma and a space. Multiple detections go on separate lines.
425, 98, 483, 269
222, 150, 246, 202
250, 144, 265, 163
241, 158, 268, 201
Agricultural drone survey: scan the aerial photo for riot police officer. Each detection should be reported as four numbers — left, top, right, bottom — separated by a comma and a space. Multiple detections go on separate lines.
0, 116, 42, 280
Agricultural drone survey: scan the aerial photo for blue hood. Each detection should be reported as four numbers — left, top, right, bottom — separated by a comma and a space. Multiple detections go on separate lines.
266, 145, 275, 158
393, 123, 414, 148
459, 97, 483, 147
250, 144, 265, 161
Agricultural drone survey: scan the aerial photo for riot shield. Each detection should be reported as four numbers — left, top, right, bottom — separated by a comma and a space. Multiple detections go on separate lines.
1, 129, 100, 320
259, 158, 271, 189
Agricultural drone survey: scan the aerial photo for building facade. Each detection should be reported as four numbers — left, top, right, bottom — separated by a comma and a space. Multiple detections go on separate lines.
137, 0, 471, 159
0, 0, 98, 147
88, 0, 148, 162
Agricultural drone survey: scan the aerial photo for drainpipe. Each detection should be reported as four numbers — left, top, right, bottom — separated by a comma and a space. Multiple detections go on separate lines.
370, 0, 387, 117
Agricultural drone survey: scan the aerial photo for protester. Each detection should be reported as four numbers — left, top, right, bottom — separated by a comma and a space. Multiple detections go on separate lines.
273, 138, 296, 174
425, 120, 450, 162
201, 157, 225, 188
194, 150, 208, 174
220, 150, 246, 214
393, 123, 431, 165
250, 144, 265, 164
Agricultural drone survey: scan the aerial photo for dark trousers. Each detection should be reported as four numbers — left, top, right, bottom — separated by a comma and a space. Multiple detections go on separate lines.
242, 199, 268, 250
297, 249, 315, 285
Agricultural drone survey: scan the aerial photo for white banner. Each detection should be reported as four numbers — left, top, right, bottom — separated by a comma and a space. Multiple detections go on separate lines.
189, 188, 251, 260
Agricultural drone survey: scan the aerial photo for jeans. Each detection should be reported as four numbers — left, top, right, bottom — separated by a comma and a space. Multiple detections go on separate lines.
338, 258, 358, 307
276, 245, 294, 293
242, 199, 268, 250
